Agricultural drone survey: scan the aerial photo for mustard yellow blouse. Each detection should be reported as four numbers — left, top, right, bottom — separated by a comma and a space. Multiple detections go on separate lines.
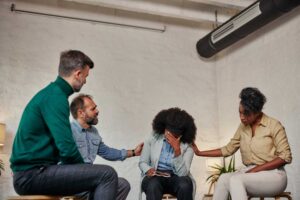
221, 114, 292, 165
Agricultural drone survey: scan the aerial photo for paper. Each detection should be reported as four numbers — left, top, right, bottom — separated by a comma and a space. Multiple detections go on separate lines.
153, 171, 171, 177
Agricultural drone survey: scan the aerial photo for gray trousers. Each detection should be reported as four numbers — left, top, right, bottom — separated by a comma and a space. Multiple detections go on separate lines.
213, 166, 287, 200
76, 177, 130, 200
13, 164, 119, 200
116, 178, 131, 200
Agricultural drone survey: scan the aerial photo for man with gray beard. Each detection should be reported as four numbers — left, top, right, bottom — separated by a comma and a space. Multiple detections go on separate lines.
70, 94, 144, 200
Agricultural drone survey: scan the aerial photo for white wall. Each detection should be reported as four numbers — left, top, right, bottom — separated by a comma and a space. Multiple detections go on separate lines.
216, 7, 300, 200
1, 0, 299, 199
0, 0, 219, 199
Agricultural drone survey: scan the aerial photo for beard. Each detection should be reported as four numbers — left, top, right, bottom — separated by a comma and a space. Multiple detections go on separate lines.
86, 115, 98, 126
73, 85, 83, 92
73, 76, 84, 92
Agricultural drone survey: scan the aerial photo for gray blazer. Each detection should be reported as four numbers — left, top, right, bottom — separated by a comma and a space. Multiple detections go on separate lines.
138, 133, 196, 199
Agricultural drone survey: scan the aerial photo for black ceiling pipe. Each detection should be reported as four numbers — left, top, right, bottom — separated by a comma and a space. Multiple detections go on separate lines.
196, 0, 300, 58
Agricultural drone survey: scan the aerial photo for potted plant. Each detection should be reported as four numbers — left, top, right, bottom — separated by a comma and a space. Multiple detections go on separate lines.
206, 155, 236, 198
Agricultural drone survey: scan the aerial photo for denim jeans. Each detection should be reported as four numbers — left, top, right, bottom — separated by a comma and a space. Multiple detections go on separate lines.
13, 164, 118, 200
142, 175, 193, 200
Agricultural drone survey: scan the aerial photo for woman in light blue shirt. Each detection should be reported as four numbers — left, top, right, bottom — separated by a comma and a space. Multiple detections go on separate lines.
139, 107, 197, 200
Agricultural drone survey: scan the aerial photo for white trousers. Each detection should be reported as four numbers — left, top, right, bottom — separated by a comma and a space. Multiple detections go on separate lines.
212, 166, 287, 200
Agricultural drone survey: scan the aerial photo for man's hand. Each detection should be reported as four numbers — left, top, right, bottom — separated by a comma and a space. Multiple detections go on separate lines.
134, 142, 144, 156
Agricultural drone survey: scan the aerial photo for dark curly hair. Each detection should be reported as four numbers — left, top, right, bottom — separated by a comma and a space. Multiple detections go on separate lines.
152, 107, 197, 144
239, 87, 267, 115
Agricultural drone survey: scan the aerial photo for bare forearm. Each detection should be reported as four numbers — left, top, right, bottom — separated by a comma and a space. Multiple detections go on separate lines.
247, 157, 287, 173
196, 149, 223, 157
192, 142, 223, 157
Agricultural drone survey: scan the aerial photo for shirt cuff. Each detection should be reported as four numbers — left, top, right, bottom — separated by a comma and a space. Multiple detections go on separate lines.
121, 149, 127, 160
220, 147, 230, 157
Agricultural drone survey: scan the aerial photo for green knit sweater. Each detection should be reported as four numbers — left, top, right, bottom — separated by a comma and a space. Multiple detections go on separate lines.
10, 76, 84, 172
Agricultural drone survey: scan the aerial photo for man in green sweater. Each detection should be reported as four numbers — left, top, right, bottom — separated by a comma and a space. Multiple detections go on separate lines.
10, 50, 118, 200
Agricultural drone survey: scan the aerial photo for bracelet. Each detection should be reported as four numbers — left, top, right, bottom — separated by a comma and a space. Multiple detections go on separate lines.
132, 149, 135, 157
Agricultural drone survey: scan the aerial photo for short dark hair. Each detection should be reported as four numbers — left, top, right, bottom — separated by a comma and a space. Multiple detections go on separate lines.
58, 50, 94, 77
239, 87, 267, 115
70, 94, 93, 119
152, 107, 197, 144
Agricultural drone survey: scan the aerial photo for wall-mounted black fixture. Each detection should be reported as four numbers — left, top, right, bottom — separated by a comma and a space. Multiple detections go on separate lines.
196, 0, 300, 58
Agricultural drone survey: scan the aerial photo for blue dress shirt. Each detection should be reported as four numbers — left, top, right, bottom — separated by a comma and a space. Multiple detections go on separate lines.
157, 138, 174, 171
71, 120, 127, 164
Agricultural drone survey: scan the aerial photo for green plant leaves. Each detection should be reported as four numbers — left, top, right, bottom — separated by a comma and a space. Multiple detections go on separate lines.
206, 155, 236, 194
207, 156, 235, 178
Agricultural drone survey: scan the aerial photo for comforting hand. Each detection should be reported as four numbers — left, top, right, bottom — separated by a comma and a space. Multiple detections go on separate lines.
146, 168, 156, 177
191, 142, 200, 156
134, 142, 144, 156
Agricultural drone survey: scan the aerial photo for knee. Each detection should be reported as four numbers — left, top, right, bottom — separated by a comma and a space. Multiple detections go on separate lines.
95, 165, 118, 182
177, 177, 193, 192
105, 165, 118, 181
217, 173, 231, 187
146, 179, 162, 193
229, 174, 243, 189
119, 177, 131, 193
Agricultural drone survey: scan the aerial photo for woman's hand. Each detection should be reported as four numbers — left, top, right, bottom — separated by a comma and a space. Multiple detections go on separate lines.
146, 168, 156, 177
191, 142, 223, 157
246, 167, 259, 173
245, 157, 287, 173
165, 132, 181, 157
191, 142, 200, 156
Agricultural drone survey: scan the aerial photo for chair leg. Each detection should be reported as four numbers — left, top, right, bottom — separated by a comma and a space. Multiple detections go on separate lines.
248, 192, 292, 200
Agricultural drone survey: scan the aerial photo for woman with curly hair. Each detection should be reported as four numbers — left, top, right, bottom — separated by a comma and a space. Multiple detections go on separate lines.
192, 87, 292, 200
139, 107, 197, 200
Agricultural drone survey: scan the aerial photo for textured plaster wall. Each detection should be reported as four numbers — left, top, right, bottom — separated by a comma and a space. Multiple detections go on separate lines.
1, 0, 299, 199
0, 0, 218, 199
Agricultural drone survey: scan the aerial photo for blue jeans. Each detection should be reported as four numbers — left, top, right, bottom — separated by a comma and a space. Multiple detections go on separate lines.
13, 164, 118, 200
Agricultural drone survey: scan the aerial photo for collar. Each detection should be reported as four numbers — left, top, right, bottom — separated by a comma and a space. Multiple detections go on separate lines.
259, 113, 267, 127
241, 113, 267, 133
55, 76, 74, 97
72, 120, 93, 133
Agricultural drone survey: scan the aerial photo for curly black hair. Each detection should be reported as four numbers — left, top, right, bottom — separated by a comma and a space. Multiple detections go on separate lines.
152, 107, 197, 144
239, 87, 267, 115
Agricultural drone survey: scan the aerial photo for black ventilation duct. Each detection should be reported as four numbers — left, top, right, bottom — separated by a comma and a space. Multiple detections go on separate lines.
196, 0, 300, 58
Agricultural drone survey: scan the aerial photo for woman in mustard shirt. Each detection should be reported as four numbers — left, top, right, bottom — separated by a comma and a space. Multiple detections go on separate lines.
192, 87, 292, 200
